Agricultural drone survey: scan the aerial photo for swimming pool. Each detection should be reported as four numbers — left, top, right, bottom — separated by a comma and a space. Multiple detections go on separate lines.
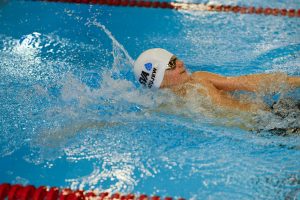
0, 0, 300, 199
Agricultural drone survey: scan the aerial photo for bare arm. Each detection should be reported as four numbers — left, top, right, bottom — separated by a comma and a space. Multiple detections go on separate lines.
191, 71, 299, 92
192, 79, 268, 113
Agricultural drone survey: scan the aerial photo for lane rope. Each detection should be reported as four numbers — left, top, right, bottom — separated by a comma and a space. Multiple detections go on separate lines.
0, 183, 186, 200
33, 0, 300, 18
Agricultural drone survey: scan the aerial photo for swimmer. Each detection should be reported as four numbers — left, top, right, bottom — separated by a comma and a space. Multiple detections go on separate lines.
134, 48, 300, 113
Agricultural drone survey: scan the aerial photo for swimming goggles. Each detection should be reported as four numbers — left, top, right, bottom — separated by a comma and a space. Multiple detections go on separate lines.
166, 55, 177, 70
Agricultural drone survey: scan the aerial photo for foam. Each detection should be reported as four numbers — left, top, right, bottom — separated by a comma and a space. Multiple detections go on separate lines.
1, 12, 299, 197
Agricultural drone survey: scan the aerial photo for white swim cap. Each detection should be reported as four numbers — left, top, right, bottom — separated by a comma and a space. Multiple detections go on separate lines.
134, 48, 173, 89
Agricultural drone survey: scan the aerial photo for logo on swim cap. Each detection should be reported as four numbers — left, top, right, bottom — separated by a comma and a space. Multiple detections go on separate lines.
139, 71, 149, 87
134, 48, 173, 89
144, 63, 152, 71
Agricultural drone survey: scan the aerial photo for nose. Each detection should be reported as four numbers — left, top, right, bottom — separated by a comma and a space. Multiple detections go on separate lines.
176, 60, 184, 69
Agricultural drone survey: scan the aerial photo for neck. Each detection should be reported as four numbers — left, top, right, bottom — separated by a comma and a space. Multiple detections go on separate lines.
168, 78, 194, 96
160, 74, 191, 89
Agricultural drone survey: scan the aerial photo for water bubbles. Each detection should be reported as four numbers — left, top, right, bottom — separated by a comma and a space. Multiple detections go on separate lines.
1, 4, 300, 199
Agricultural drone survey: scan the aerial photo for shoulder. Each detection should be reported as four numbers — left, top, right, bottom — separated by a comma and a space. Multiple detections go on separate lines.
191, 71, 208, 77
190, 71, 220, 81
191, 71, 228, 82
191, 71, 223, 77
190, 71, 207, 81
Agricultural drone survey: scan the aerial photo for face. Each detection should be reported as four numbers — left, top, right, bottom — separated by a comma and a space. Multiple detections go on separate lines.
160, 56, 190, 88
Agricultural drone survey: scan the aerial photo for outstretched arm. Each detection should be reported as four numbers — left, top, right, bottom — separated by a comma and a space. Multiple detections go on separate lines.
288, 77, 300, 88
191, 71, 299, 93
193, 79, 268, 113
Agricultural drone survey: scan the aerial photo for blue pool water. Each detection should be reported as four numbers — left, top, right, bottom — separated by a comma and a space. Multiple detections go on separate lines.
1, 0, 300, 199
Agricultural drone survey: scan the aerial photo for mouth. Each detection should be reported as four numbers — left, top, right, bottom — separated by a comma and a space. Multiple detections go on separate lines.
180, 70, 186, 74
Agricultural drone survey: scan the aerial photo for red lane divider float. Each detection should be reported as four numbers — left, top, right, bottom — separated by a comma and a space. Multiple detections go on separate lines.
0, 183, 185, 200
34, 0, 300, 18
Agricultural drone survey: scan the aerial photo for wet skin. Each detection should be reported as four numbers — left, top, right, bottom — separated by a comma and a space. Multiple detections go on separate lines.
159, 58, 300, 112
160, 59, 190, 88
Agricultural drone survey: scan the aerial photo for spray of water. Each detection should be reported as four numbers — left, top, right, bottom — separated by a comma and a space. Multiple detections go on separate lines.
1, 6, 300, 197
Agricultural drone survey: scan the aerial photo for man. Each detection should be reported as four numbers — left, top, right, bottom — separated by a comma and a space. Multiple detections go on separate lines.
134, 48, 300, 113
